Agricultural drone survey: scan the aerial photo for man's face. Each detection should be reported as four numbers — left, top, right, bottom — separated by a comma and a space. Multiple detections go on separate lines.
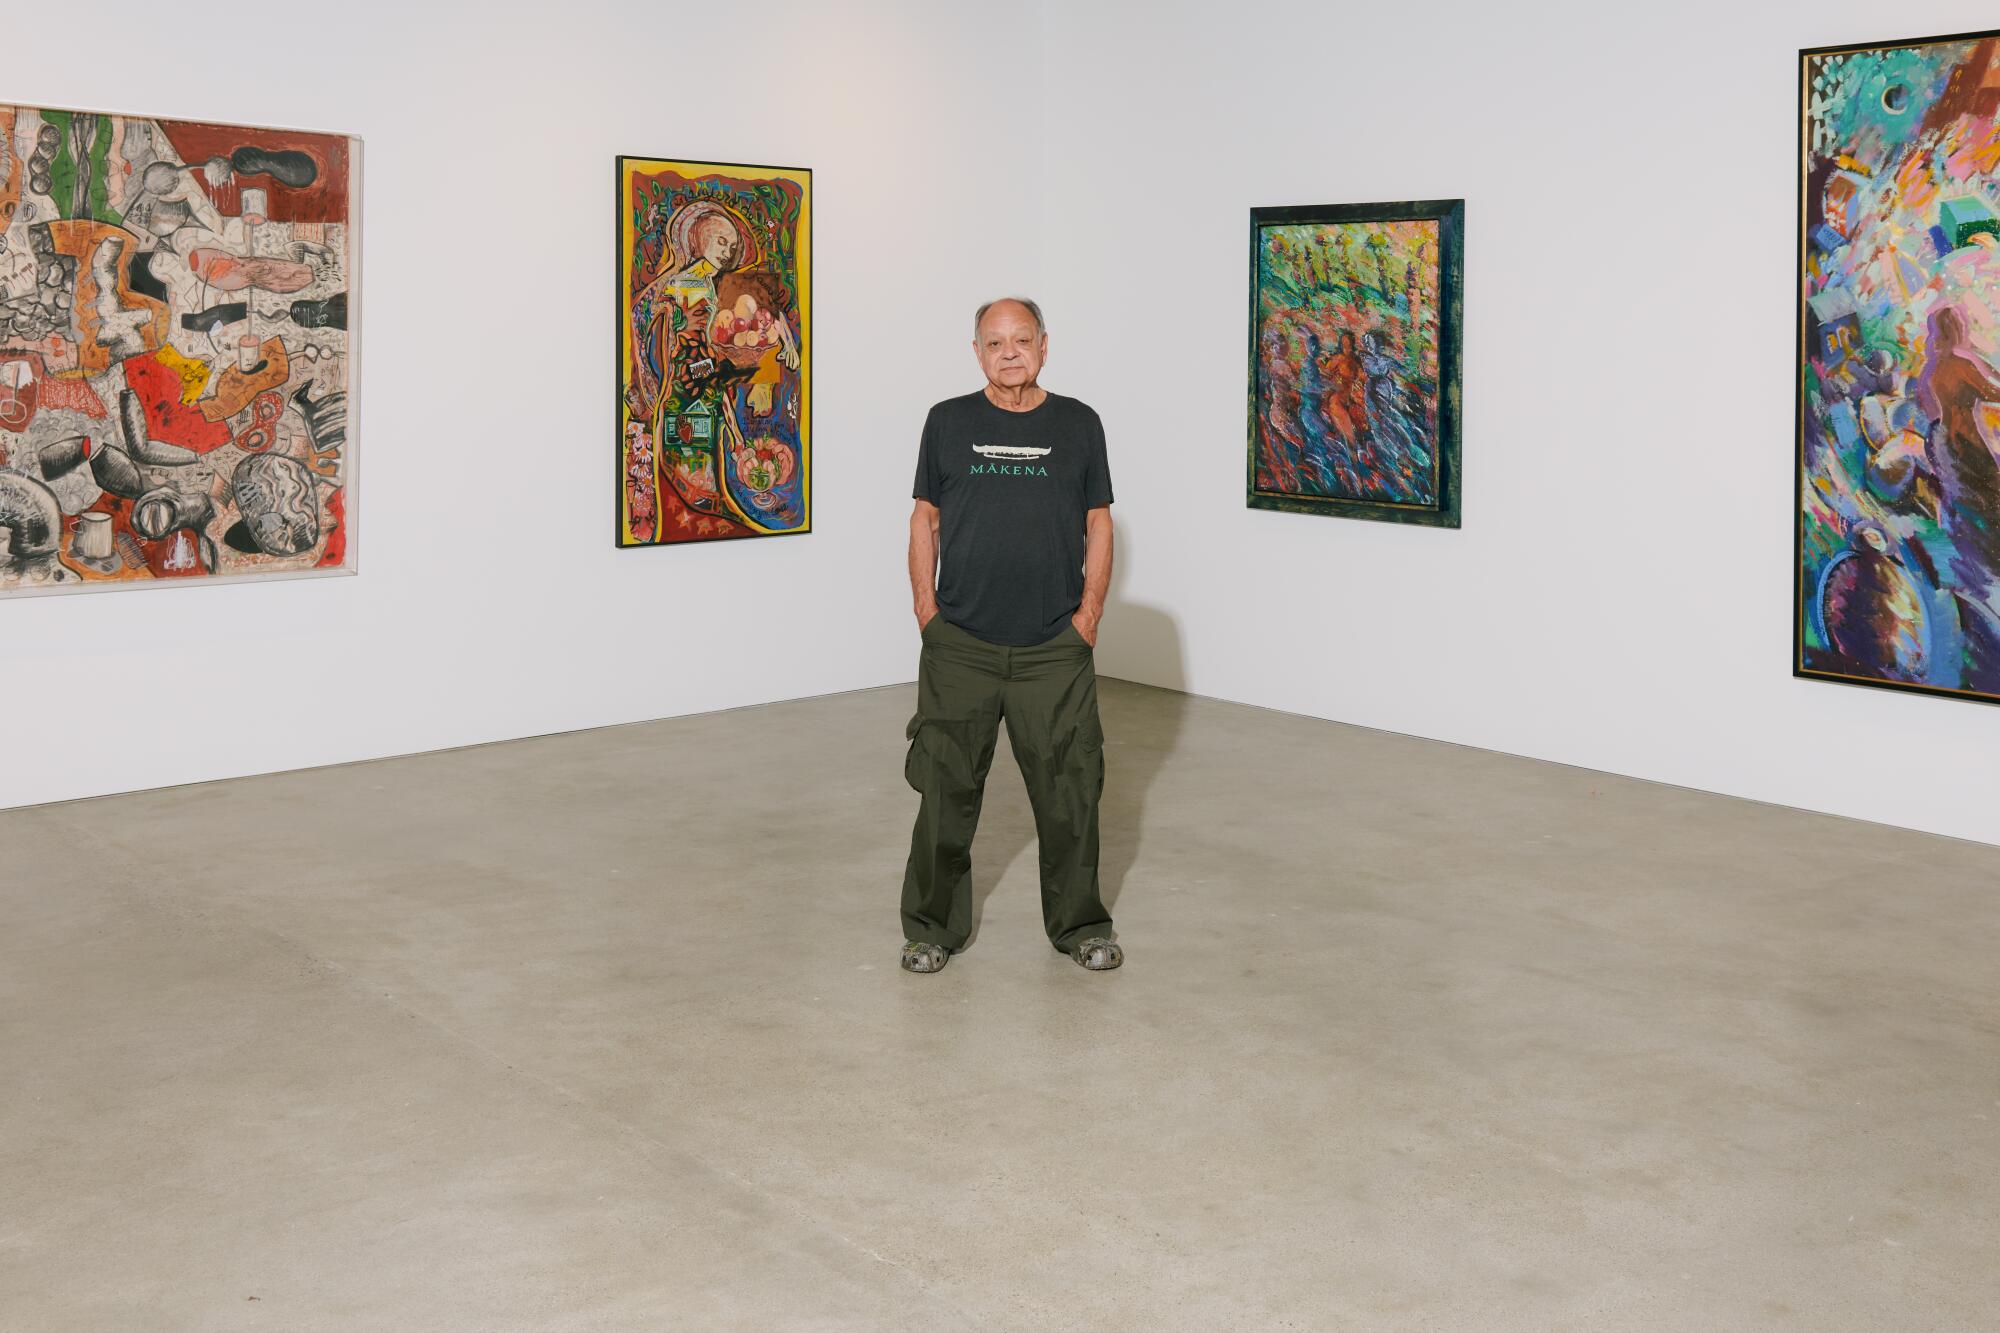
974, 302, 1046, 390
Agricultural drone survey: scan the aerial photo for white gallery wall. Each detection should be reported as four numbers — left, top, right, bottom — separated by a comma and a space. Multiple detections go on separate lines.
0, 0, 1042, 811
6, 0, 1998, 850
1044, 0, 2000, 846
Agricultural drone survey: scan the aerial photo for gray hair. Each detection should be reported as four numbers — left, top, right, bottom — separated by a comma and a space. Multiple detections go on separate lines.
973, 296, 1046, 340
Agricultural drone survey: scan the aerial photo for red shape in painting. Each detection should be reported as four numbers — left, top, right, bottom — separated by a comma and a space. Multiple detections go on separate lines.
151, 527, 206, 578
157, 121, 349, 224
657, 475, 750, 543
122, 352, 231, 453
38, 373, 108, 418
317, 489, 346, 569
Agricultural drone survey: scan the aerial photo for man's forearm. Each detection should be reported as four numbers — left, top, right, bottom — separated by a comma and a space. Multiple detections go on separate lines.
909, 512, 939, 620
1077, 512, 1113, 626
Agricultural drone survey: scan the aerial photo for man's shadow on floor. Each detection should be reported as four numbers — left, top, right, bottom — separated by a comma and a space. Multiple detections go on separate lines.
961, 524, 1187, 947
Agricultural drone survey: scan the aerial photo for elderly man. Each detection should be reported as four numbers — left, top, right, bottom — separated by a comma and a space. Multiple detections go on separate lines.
899, 297, 1121, 975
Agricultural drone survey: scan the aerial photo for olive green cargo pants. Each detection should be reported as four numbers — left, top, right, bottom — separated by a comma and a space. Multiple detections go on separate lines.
901, 615, 1113, 954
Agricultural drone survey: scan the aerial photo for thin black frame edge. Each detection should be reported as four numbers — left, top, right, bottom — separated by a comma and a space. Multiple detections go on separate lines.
1800, 25, 2000, 58
1246, 197, 1464, 529
614, 155, 627, 550
1792, 36, 2000, 705
612, 155, 815, 550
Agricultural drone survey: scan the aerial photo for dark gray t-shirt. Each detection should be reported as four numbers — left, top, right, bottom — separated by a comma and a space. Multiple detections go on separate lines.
913, 390, 1114, 646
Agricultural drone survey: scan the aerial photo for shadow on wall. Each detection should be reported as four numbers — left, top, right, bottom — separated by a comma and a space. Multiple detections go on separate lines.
1096, 521, 1186, 692
1096, 520, 1187, 918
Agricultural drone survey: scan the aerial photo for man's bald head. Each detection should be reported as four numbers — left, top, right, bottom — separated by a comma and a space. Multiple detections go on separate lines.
974, 297, 1046, 340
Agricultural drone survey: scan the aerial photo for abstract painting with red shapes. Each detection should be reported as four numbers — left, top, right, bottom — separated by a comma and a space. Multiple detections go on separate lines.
617, 157, 809, 546
1248, 199, 1461, 529
0, 104, 355, 595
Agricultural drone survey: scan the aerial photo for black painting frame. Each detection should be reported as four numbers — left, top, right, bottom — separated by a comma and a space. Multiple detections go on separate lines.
613, 155, 814, 550
1246, 198, 1463, 529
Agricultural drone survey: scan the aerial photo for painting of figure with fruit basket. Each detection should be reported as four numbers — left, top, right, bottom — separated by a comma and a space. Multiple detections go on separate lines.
616, 157, 810, 546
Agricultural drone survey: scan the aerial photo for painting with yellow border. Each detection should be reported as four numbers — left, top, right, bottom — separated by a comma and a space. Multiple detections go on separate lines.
617, 157, 810, 546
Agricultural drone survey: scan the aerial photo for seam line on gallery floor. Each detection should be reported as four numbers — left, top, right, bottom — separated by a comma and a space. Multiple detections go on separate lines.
7, 676, 1980, 854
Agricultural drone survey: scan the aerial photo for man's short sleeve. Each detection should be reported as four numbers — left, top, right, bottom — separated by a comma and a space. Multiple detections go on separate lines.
1084, 408, 1114, 508
913, 406, 943, 502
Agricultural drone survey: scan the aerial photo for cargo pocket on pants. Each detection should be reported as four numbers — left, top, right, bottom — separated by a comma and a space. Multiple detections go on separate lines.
1059, 714, 1105, 801
1081, 716, 1105, 798
904, 713, 930, 792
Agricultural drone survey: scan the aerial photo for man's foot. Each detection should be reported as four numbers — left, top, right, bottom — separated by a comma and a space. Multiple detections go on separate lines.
1071, 937, 1123, 971
901, 941, 949, 974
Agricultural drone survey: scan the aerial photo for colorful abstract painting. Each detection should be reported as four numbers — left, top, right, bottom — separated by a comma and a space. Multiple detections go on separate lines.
0, 105, 354, 596
617, 158, 810, 546
1797, 31, 2000, 702
1248, 199, 1461, 528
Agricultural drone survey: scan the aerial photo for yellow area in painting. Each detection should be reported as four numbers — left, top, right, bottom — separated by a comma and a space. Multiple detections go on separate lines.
619, 158, 811, 543
154, 343, 211, 404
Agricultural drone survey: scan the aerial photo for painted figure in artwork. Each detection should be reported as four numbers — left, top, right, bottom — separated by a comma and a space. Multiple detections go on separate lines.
1916, 306, 2000, 580
1316, 328, 1364, 448
619, 165, 809, 545
1291, 331, 1346, 493
627, 201, 803, 416
1360, 328, 1430, 496
626, 202, 753, 519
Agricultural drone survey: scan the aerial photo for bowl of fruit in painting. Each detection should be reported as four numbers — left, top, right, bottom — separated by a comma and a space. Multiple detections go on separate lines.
709, 295, 783, 367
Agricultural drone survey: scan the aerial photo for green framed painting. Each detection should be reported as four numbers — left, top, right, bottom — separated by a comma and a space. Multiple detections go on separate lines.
1248, 198, 1462, 528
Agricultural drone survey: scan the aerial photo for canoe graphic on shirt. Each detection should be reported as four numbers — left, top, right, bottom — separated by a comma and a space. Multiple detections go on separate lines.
972, 444, 1053, 459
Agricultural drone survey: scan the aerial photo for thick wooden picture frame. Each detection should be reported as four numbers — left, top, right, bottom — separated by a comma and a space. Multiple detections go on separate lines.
1247, 198, 1462, 529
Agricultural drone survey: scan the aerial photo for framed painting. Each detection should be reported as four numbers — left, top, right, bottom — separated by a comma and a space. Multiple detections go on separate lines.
616, 157, 810, 547
1247, 198, 1461, 528
1798, 30, 2000, 703
0, 103, 357, 596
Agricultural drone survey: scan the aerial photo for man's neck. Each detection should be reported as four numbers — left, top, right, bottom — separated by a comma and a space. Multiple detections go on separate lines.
983, 382, 1047, 413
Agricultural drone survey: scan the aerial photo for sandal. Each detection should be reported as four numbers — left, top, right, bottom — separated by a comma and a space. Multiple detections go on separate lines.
1071, 937, 1123, 971
901, 941, 949, 974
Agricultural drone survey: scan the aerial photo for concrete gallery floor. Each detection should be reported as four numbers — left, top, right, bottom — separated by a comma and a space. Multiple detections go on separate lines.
3, 681, 1997, 1331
